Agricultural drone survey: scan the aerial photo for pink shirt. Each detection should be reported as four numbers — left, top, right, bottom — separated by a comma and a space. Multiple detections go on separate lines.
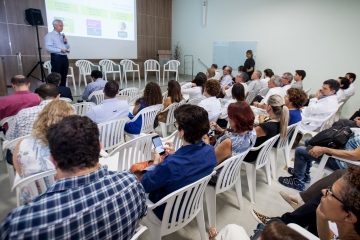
0, 91, 40, 130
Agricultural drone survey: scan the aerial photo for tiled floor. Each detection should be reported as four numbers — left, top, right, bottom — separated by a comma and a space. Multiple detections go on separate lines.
0, 75, 312, 239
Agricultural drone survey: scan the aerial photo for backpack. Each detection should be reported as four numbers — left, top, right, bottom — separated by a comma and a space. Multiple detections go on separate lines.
308, 126, 353, 149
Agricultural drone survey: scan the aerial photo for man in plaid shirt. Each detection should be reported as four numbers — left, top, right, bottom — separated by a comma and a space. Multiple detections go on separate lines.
1, 116, 147, 239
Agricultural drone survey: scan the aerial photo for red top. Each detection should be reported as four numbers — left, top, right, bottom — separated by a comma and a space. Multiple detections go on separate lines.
0, 91, 40, 130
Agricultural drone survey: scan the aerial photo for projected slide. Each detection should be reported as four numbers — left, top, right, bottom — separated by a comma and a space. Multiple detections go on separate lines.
45, 0, 135, 41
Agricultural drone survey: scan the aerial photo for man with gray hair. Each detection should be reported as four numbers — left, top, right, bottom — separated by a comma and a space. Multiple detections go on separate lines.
222, 71, 248, 99
253, 75, 284, 110
247, 70, 262, 96
44, 19, 70, 87
281, 72, 293, 95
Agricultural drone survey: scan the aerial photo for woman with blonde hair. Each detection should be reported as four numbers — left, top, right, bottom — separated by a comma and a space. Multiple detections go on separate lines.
206, 68, 216, 80
13, 100, 75, 177
243, 94, 289, 162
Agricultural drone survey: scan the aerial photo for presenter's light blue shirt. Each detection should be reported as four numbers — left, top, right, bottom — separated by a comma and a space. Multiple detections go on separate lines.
44, 30, 70, 55
82, 78, 107, 103
86, 98, 130, 124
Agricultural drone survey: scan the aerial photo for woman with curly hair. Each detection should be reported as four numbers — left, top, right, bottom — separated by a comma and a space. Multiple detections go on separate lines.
124, 82, 162, 134
12, 100, 75, 177
284, 88, 308, 125
198, 79, 221, 120
157, 80, 184, 123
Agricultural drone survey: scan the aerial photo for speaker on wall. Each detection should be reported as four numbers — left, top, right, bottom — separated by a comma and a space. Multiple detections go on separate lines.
25, 8, 44, 26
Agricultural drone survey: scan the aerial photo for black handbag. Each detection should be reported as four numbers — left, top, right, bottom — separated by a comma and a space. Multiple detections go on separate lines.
308, 126, 353, 149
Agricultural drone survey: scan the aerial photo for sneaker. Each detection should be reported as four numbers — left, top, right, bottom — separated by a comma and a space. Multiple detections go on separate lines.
278, 176, 305, 191
287, 167, 311, 183
279, 191, 299, 210
251, 209, 273, 225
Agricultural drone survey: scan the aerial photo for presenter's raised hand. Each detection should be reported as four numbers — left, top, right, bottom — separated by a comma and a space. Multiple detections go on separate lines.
63, 37, 68, 43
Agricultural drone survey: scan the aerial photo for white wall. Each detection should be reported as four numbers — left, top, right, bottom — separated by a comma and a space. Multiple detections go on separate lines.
172, 0, 360, 117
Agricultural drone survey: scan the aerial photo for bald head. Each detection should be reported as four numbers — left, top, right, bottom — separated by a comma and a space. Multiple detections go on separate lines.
11, 75, 30, 86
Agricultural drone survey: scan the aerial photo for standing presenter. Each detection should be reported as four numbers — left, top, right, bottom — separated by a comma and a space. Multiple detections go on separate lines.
44, 19, 70, 86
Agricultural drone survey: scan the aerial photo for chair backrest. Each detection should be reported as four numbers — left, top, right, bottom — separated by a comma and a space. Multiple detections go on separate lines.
120, 59, 136, 71
3, 134, 32, 151
152, 171, 214, 237
43, 61, 52, 74
161, 130, 182, 151
115, 95, 130, 102
246, 91, 256, 104
109, 133, 156, 171
162, 91, 168, 103
12, 169, 57, 207
59, 97, 72, 103
72, 102, 96, 116
277, 123, 299, 149
319, 111, 338, 132
88, 90, 104, 105
119, 87, 139, 98
259, 88, 269, 97
129, 94, 143, 106
98, 118, 128, 151
144, 59, 160, 71
164, 60, 180, 71
219, 98, 229, 108
163, 102, 179, 126
99, 59, 117, 72
187, 98, 202, 105
0, 115, 16, 129
75, 60, 94, 75
178, 99, 187, 106
214, 151, 249, 194
252, 134, 280, 169
132, 104, 163, 134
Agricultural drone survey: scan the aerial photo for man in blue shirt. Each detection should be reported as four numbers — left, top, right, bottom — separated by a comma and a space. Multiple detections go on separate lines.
86, 80, 130, 123
82, 70, 107, 103
44, 19, 70, 87
1, 115, 147, 239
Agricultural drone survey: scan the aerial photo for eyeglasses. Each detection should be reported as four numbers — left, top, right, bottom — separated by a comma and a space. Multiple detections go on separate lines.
326, 186, 344, 205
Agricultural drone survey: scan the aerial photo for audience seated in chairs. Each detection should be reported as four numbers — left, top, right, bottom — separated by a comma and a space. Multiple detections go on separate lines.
222, 72, 248, 99
1, 115, 147, 239
81, 70, 107, 103
35, 72, 73, 101
253, 166, 360, 239
12, 100, 74, 179
284, 88, 308, 125
344, 72, 356, 98
141, 105, 217, 220
253, 75, 284, 110
259, 68, 274, 89
6, 84, 60, 165
291, 70, 306, 90
336, 77, 350, 102
181, 72, 207, 100
281, 72, 293, 95
206, 68, 216, 80
157, 80, 184, 123
86, 80, 129, 124
0, 75, 40, 131
124, 82, 162, 134
278, 120, 360, 191
247, 70, 262, 96
244, 94, 289, 163
220, 66, 233, 88
198, 79, 221, 120
211, 63, 221, 80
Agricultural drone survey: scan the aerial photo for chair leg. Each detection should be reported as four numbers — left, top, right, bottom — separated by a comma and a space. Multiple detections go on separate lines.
78, 73, 81, 87
265, 161, 272, 186
144, 71, 147, 85
71, 76, 76, 91
204, 186, 216, 228
245, 164, 256, 204
138, 70, 141, 88
142, 216, 162, 240
163, 70, 165, 84
234, 178, 243, 210
83, 75, 87, 86
270, 149, 277, 180
284, 145, 290, 168
160, 123, 167, 138
196, 207, 207, 240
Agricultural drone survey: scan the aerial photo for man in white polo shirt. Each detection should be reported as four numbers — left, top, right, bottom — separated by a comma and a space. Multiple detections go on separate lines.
281, 72, 293, 95
86, 80, 129, 124
253, 75, 284, 110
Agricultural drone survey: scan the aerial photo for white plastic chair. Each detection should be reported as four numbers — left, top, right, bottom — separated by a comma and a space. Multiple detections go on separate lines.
108, 133, 156, 171
162, 91, 168, 103
163, 60, 180, 83
98, 118, 128, 151
125, 104, 163, 139
120, 60, 141, 87
287, 223, 320, 240
87, 90, 104, 105
258, 88, 269, 97
131, 225, 148, 240
12, 169, 57, 207
270, 123, 299, 179
72, 102, 96, 116
158, 102, 179, 137
0, 115, 15, 161
43, 60, 77, 91
209, 112, 221, 123
304, 88, 311, 96
116, 95, 131, 103
161, 130, 182, 151
99, 60, 123, 87
59, 97, 72, 103
187, 98, 202, 105
142, 171, 215, 240
334, 100, 347, 122
205, 151, 249, 228
144, 60, 160, 84
119, 87, 139, 98
129, 94, 143, 106
2, 134, 32, 188
299, 110, 337, 137
242, 134, 279, 203
311, 154, 360, 185
75, 60, 100, 87
246, 91, 256, 104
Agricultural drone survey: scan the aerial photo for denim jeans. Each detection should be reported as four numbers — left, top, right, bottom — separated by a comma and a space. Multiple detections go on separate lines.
293, 139, 340, 181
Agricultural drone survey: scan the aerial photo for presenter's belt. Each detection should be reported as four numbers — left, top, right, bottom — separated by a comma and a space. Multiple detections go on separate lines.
50, 53, 67, 58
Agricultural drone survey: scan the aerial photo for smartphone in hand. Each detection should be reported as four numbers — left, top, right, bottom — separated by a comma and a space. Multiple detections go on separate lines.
152, 135, 165, 155
306, 145, 314, 152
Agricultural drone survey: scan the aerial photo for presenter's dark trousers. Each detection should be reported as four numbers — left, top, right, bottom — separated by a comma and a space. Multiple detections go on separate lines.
51, 53, 69, 86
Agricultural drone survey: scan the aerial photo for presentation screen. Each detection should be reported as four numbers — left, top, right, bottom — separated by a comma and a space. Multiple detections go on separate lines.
45, 0, 137, 59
